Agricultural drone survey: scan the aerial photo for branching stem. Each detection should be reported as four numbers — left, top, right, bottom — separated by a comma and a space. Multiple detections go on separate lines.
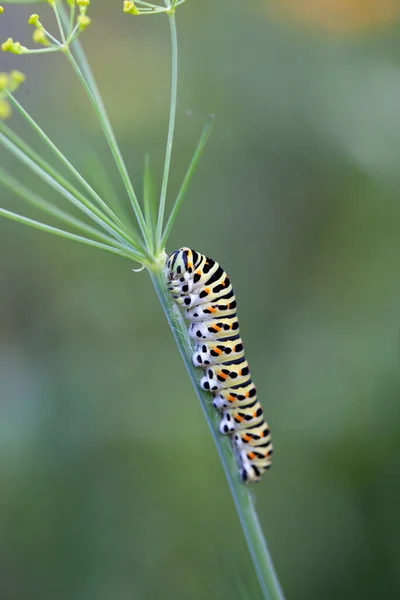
156, 10, 178, 245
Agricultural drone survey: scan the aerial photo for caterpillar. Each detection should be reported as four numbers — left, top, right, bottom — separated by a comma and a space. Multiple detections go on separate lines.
166, 247, 273, 483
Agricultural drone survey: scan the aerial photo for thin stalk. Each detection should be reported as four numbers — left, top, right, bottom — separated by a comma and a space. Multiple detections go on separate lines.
0, 166, 126, 248
160, 116, 214, 250
5, 91, 134, 243
52, 1, 67, 44
68, 1, 76, 37
0, 208, 138, 261
156, 11, 178, 243
143, 154, 158, 254
149, 264, 285, 600
0, 122, 144, 253
0, 131, 139, 253
62, 46, 148, 244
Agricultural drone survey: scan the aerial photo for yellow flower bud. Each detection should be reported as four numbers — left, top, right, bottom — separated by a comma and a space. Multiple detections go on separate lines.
0, 72, 8, 91
2, 38, 26, 55
123, 1, 140, 15
28, 13, 42, 28
77, 14, 91, 30
0, 99, 11, 120
1, 37, 14, 52
77, 0, 90, 6
8, 70, 26, 93
10, 70, 25, 85
0, 7, 4, 15
32, 29, 50, 46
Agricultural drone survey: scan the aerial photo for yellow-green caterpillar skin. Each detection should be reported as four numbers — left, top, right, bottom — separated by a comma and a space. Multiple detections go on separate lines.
166, 247, 273, 483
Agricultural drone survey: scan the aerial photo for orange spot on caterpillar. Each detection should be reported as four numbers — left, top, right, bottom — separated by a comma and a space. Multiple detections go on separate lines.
248, 452, 256, 460
243, 435, 252, 442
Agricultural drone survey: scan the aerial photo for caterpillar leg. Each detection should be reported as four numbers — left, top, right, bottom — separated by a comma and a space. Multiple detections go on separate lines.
239, 455, 272, 483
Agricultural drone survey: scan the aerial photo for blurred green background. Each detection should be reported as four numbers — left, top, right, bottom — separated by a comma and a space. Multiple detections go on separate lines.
1, 1, 400, 599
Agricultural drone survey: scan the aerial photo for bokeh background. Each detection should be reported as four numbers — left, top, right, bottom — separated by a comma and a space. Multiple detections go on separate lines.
1, 1, 400, 599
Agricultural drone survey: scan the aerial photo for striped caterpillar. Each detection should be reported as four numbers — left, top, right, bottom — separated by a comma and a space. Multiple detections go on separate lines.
166, 247, 273, 483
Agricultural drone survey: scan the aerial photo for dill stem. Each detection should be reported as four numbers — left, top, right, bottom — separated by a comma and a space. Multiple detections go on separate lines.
156, 11, 178, 243
63, 48, 149, 245
149, 263, 285, 600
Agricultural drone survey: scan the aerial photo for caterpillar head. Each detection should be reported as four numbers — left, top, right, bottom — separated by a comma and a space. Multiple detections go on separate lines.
166, 247, 195, 280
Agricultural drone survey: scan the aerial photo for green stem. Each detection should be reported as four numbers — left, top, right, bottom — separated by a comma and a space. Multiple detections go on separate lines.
160, 116, 214, 250
149, 264, 285, 600
0, 165, 126, 248
0, 131, 138, 253
0, 122, 144, 253
63, 47, 148, 245
5, 92, 135, 244
21, 47, 61, 55
0, 208, 137, 261
156, 10, 178, 244
52, 1, 67, 44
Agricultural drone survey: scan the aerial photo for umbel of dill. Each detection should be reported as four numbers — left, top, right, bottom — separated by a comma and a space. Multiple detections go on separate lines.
0, 2, 285, 599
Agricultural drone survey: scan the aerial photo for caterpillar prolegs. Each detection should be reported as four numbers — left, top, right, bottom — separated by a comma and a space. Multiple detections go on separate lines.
166, 247, 273, 483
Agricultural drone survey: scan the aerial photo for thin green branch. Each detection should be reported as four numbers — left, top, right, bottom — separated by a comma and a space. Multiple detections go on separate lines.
68, 1, 76, 37
149, 264, 285, 600
22, 47, 62, 55
160, 116, 214, 250
0, 208, 139, 261
52, 1, 67, 44
156, 11, 178, 244
143, 154, 158, 254
5, 91, 136, 244
0, 131, 139, 253
0, 121, 144, 252
62, 42, 149, 245
0, 165, 126, 248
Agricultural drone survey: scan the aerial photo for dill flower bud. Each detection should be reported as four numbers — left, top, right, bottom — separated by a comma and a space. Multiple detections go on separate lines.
28, 14, 42, 28
77, 14, 91, 30
32, 29, 50, 46
0, 99, 11, 119
0, 72, 8, 89
123, 1, 140, 15
1, 37, 27, 55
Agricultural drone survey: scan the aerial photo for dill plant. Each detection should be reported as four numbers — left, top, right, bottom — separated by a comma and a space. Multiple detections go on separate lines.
0, 1, 285, 598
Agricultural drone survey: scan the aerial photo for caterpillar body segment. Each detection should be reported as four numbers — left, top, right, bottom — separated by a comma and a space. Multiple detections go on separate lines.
200, 358, 251, 392
189, 316, 240, 341
185, 296, 237, 322
212, 380, 257, 409
234, 423, 272, 448
219, 401, 264, 434
166, 247, 272, 483
192, 338, 244, 368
